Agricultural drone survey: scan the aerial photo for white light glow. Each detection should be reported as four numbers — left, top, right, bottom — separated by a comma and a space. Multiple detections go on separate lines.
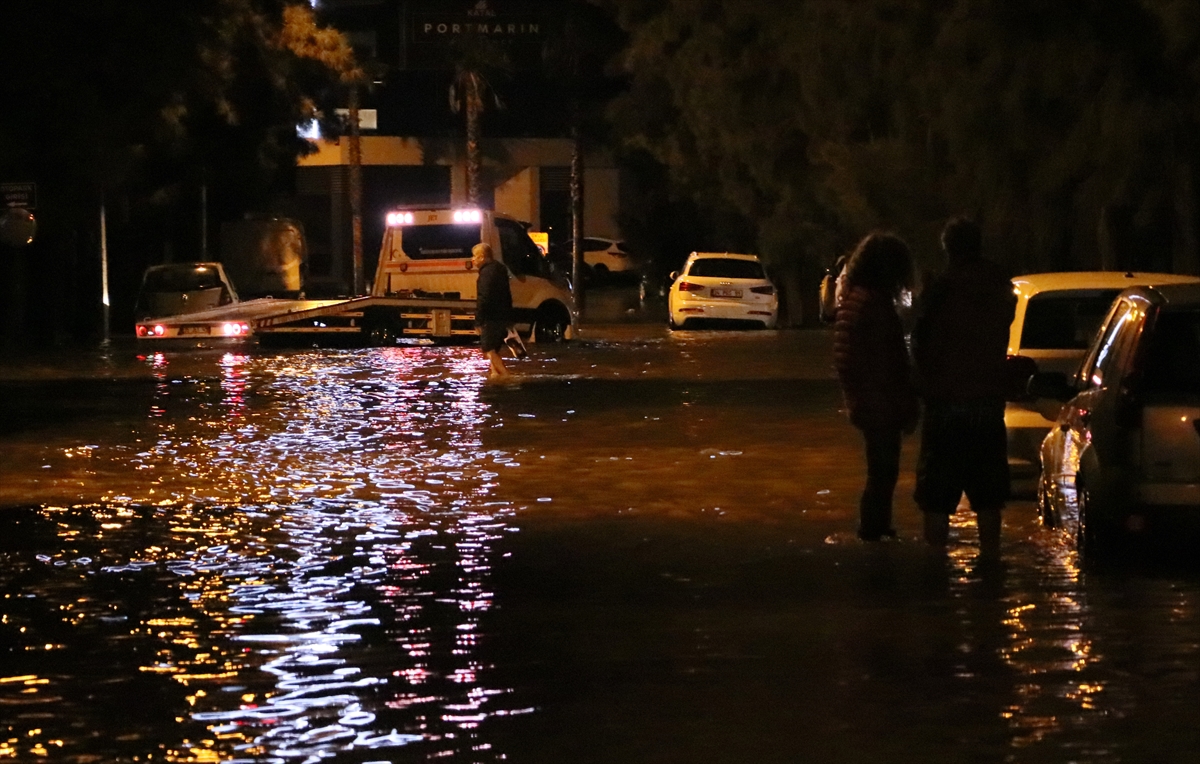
297, 120, 321, 142
386, 211, 416, 227
452, 209, 483, 225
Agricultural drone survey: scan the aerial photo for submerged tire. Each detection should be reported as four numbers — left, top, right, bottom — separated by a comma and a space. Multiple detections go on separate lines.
534, 302, 571, 343
1075, 476, 1121, 566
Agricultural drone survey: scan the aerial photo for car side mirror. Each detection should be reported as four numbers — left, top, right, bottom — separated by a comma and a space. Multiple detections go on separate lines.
1027, 371, 1075, 402
669, 271, 679, 281
1004, 355, 1039, 401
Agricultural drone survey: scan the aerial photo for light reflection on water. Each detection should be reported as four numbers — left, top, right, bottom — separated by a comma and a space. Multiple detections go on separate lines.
1, 346, 522, 762
1, 329, 1200, 763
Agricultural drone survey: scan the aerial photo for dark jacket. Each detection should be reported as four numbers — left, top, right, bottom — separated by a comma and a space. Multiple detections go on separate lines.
833, 284, 919, 431
476, 259, 512, 324
912, 258, 1016, 403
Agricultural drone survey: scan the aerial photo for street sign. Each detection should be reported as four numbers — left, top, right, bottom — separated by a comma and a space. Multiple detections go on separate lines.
2, 182, 36, 210
529, 231, 548, 255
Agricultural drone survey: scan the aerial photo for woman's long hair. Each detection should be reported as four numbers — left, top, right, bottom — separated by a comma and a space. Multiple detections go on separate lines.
843, 232, 914, 298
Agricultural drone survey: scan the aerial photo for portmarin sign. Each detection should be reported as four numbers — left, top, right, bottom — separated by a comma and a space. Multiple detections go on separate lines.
412, 0, 544, 44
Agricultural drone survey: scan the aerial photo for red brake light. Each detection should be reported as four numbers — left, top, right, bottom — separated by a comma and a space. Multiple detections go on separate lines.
136, 325, 147, 337
153, 325, 166, 337
678, 281, 704, 292
750, 285, 775, 295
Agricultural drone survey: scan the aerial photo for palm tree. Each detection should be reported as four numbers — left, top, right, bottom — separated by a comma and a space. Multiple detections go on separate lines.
448, 39, 509, 206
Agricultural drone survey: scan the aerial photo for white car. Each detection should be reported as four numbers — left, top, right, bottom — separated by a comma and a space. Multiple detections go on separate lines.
1032, 282, 1200, 559
1005, 271, 1200, 484
581, 237, 639, 276
667, 252, 778, 329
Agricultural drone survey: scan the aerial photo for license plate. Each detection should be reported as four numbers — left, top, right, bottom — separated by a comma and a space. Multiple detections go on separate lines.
179, 325, 210, 336
711, 288, 742, 298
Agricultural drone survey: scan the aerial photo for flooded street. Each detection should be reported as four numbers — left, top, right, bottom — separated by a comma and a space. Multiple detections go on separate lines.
2, 316, 1199, 763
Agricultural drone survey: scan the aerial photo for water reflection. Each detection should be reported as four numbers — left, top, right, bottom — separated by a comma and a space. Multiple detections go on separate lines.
1, 346, 522, 762
3, 329, 1200, 763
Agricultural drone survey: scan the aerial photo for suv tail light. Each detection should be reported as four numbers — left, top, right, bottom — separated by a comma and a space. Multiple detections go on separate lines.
750, 285, 775, 295
678, 281, 704, 292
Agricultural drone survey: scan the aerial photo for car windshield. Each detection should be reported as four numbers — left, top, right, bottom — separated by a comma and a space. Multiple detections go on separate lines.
1020, 289, 1122, 350
399, 224, 481, 260
688, 259, 765, 279
143, 265, 223, 292
1141, 309, 1200, 396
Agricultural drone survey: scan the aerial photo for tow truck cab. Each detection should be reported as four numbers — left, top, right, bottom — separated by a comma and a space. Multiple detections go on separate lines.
375, 208, 575, 342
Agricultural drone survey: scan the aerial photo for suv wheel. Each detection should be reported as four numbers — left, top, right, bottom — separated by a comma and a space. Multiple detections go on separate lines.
1075, 476, 1120, 565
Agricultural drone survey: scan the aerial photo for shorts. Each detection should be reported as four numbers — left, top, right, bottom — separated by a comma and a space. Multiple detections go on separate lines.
479, 321, 507, 353
914, 400, 1009, 514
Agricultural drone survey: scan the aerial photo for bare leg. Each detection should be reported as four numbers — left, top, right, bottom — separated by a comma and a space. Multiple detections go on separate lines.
976, 508, 1002, 561
484, 349, 509, 380
923, 512, 950, 549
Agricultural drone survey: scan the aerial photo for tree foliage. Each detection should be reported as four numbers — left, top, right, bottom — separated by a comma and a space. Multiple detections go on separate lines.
0, 0, 356, 343
607, 0, 1200, 306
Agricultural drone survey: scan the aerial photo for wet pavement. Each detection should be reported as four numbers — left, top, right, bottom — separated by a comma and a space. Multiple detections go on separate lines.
1, 294, 1199, 763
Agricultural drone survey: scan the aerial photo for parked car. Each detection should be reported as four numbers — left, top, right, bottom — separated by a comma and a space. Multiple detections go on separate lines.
547, 237, 641, 283
667, 252, 778, 329
1004, 272, 1200, 485
1030, 282, 1200, 559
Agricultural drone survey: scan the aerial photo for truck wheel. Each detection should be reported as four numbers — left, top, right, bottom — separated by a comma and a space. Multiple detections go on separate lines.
367, 322, 397, 347
534, 303, 571, 343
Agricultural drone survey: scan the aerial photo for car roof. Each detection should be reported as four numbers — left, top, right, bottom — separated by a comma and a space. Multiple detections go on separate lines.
1122, 282, 1200, 307
1011, 271, 1200, 300
687, 252, 761, 261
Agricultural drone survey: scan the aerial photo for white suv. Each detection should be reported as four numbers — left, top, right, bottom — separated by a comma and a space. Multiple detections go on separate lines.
1032, 282, 1200, 559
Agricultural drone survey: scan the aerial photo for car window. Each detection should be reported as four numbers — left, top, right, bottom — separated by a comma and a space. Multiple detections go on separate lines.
1141, 309, 1200, 396
687, 259, 765, 279
1020, 289, 1122, 350
399, 224, 481, 260
583, 238, 611, 252
1081, 299, 1140, 389
144, 265, 223, 292
496, 218, 546, 277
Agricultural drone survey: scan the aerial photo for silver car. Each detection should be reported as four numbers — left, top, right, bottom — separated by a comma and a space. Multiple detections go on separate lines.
1032, 283, 1200, 560
1004, 271, 1200, 488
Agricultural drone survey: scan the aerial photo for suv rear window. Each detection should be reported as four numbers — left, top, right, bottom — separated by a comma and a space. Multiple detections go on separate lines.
687, 259, 765, 279
143, 265, 223, 292
399, 224, 481, 260
1020, 289, 1122, 350
1141, 310, 1200, 396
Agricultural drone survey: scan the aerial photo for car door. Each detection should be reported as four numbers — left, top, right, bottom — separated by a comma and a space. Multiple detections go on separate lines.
1137, 308, 1200, 499
1061, 297, 1147, 513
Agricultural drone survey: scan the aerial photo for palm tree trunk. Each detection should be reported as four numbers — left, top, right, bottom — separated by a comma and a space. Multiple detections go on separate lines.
466, 80, 481, 206
570, 118, 585, 313
349, 83, 364, 295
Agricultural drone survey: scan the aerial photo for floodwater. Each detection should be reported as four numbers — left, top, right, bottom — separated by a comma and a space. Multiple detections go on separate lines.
1, 319, 1199, 763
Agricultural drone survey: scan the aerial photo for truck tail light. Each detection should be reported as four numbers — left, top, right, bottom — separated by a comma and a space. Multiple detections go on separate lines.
153, 325, 166, 337
678, 281, 704, 292
750, 285, 775, 295
223, 322, 250, 336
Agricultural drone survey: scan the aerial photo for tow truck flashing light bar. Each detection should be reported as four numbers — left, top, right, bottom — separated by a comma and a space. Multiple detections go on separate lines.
385, 209, 484, 227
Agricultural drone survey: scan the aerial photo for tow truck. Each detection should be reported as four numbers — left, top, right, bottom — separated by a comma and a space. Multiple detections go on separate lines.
135, 208, 576, 347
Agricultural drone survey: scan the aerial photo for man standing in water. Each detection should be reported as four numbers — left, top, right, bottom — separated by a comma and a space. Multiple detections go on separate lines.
472, 242, 512, 382
912, 217, 1016, 562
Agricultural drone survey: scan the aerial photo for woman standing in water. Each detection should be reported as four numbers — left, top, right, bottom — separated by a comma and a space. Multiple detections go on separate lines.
832, 232, 919, 540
